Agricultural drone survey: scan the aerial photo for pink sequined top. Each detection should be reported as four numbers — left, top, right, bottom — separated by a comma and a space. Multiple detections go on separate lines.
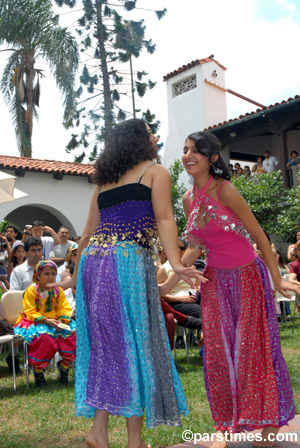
186, 176, 257, 269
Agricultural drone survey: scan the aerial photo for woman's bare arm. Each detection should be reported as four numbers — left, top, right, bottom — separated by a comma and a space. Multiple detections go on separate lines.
220, 183, 300, 297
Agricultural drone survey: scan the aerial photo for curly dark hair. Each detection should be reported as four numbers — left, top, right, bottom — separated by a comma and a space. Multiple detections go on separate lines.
94, 119, 159, 186
186, 131, 231, 180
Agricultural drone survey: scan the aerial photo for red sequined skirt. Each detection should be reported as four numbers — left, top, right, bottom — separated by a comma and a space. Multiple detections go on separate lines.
201, 258, 294, 432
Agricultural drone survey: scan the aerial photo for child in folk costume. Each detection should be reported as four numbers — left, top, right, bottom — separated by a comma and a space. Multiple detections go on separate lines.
14, 260, 76, 387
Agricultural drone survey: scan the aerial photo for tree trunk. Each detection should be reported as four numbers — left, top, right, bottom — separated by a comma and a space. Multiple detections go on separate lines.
129, 56, 136, 119
95, 0, 113, 144
23, 51, 35, 157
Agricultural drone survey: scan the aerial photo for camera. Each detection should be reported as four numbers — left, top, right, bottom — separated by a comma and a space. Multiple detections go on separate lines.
0, 237, 7, 250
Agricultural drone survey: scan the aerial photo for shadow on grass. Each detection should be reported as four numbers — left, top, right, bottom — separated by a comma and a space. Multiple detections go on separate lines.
0, 365, 74, 399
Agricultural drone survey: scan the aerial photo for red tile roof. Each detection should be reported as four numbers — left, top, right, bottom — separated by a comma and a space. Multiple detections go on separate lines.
163, 55, 227, 81
206, 94, 300, 130
0, 155, 95, 177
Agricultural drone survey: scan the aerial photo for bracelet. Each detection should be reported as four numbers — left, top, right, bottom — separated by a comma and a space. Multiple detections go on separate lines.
25, 232, 31, 235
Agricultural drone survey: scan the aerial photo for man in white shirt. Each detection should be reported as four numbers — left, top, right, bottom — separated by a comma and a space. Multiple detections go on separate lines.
22, 221, 60, 259
50, 225, 72, 266
10, 237, 43, 290
262, 151, 279, 173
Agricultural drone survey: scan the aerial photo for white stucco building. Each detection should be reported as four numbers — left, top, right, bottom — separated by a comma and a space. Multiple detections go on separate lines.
163, 55, 227, 183
0, 156, 95, 236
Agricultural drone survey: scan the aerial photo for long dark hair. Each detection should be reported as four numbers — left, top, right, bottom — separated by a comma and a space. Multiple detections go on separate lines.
94, 119, 159, 186
11, 244, 26, 268
186, 131, 230, 180
293, 229, 300, 244
276, 249, 287, 268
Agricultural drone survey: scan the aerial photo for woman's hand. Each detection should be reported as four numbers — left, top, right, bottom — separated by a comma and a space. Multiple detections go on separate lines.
46, 275, 76, 291
173, 264, 208, 288
158, 265, 208, 296
274, 277, 300, 299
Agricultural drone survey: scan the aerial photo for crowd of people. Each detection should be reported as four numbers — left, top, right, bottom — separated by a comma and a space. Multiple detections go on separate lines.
229, 149, 300, 179
0, 223, 79, 384
0, 119, 300, 448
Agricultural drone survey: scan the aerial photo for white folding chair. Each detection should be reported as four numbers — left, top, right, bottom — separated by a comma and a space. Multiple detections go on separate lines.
0, 290, 24, 391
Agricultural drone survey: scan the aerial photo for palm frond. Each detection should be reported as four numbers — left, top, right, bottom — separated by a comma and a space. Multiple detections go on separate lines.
0, 51, 22, 103
40, 26, 79, 123
0, 0, 79, 157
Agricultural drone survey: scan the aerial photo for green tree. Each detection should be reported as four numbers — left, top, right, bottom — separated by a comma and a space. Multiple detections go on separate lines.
232, 171, 300, 241
277, 172, 300, 242
168, 159, 187, 234
0, 0, 78, 157
56, 0, 166, 161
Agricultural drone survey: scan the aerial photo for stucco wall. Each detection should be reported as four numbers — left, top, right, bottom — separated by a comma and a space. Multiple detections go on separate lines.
0, 169, 95, 236
163, 61, 227, 187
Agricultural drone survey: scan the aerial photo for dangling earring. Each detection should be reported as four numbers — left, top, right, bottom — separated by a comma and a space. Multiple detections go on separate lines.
211, 163, 223, 175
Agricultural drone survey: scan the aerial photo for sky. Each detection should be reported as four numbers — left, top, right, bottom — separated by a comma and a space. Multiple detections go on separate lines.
1, 0, 300, 163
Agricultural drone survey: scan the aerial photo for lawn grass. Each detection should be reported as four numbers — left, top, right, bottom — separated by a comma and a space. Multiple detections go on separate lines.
0, 319, 300, 448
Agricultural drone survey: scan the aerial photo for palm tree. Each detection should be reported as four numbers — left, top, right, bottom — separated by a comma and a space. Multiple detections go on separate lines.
0, 0, 78, 157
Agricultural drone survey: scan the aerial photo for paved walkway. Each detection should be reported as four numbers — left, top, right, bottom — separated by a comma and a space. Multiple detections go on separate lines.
169, 415, 300, 447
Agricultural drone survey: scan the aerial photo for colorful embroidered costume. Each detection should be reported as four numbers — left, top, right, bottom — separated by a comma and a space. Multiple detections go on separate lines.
186, 176, 294, 432
75, 182, 189, 428
14, 261, 76, 370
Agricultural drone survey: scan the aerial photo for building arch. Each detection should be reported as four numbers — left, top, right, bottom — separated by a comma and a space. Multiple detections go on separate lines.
4, 203, 76, 237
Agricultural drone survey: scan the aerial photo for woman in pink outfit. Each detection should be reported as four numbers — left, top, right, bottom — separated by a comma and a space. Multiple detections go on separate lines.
163, 131, 300, 448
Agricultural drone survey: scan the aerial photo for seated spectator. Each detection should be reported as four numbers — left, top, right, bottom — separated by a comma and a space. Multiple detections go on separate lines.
287, 229, 300, 262
7, 241, 26, 277
157, 239, 200, 316
274, 248, 291, 319
10, 237, 43, 291
252, 156, 264, 175
289, 240, 300, 312
22, 221, 60, 259
157, 239, 201, 349
160, 298, 202, 350
228, 163, 235, 177
56, 244, 78, 312
57, 243, 78, 280
275, 249, 289, 275
233, 162, 243, 177
243, 165, 251, 177
0, 234, 12, 289
50, 226, 73, 267
5, 224, 19, 247
14, 260, 76, 387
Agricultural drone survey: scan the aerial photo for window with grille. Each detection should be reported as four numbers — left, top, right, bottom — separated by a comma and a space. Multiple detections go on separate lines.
172, 74, 197, 97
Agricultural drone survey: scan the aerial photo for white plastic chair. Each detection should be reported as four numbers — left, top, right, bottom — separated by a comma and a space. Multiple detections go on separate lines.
0, 290, 24, 391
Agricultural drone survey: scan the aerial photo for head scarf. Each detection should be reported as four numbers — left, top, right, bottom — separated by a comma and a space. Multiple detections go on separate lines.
33, 259, 57, 284
12, 240, 24, 251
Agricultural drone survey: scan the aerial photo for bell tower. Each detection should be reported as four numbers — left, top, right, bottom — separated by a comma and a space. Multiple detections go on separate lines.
163, 55, 227, 179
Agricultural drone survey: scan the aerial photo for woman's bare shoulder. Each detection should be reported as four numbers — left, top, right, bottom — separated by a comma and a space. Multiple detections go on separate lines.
151, 163, 170, 175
